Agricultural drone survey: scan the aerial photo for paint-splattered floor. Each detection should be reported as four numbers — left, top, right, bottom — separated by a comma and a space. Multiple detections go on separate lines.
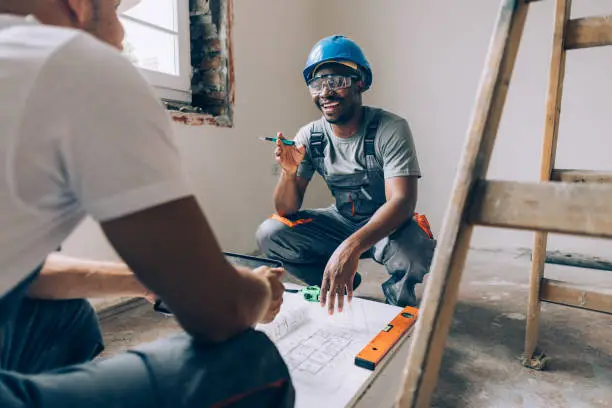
99, 249, 612, 407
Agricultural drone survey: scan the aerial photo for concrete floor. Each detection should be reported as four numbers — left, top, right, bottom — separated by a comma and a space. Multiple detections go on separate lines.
99, 248, 612, 407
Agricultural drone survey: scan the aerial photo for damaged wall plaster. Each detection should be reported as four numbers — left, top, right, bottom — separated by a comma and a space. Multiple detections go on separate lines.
166, 0, 234, 127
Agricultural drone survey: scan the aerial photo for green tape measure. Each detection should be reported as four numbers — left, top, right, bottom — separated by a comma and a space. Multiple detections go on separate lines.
301, 285, 321, 302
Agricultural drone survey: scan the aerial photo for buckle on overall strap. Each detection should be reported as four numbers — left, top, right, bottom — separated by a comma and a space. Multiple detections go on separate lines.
364, 111, 382, 157
309, 127, 325, 159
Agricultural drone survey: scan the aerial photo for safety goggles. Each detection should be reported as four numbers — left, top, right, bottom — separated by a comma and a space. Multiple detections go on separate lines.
307, 74, 360, 95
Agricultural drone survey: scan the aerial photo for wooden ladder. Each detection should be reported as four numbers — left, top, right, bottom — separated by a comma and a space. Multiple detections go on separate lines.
522, 0, 612, 371
392, 0, 612, 406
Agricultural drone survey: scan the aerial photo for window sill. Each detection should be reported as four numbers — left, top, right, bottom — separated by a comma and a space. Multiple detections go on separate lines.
163, 99, 233, 128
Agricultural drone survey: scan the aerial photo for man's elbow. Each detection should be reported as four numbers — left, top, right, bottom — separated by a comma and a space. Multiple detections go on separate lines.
175, 306, 252, 344
390, 195, 416, 218
275, 202, 301, 217
181, 322, 245, 344
175, 282, 269, 344
276, 208, 297, 218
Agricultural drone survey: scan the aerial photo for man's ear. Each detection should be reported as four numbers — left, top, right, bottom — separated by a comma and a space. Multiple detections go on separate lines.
353, 70, 367, 92
65, 0, 95, 27
355, 79, 366, 92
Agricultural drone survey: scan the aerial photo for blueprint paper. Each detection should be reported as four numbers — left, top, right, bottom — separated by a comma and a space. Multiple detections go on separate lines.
256, 288, 404, 408
257, 304, 310, 342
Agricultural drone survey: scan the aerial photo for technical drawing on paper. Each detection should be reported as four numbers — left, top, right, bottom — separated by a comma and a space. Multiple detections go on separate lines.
257, 305, 310, 342
257, 303, 368, 383
256, 291, 405, 408
280, 326, 356, 375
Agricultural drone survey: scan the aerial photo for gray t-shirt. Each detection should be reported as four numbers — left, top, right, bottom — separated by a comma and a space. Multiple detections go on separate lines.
294, 106, 422, 181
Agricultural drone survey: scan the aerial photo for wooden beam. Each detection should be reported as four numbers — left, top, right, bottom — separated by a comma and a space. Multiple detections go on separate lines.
565, 16, 612, 50
540, 278, 612, 314
551, 169, 612, 183
545, 250, 612, 271
468, 180, 612, 239
529, 249, 612, 271
525, 0, 571, 364
395, 1, 531, 407
540, 0, 569, 182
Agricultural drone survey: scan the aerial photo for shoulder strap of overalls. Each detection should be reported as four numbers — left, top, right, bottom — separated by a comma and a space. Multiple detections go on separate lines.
309, 119, 326, 159
364, 109, 383, 168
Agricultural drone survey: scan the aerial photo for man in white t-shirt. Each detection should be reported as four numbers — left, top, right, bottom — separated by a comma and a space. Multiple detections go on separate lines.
0, 0, 294, 406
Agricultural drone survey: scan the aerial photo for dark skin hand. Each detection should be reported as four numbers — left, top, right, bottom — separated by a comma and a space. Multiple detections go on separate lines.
320, 176, 418, 314
272, 132, 308, 216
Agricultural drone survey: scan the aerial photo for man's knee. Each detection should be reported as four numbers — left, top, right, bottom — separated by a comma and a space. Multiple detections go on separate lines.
133, 330, 294, 407
43, 299, 104, 364
374, 220, 436, 280
256, 218, 284, 252
386, 243, 435, 283
256, 218, 303, 263
69, 299, 103, 345
6, 298, 103, 373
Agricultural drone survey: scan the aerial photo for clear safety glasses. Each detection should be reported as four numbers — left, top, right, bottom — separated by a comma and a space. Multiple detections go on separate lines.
307, 74, 360, 95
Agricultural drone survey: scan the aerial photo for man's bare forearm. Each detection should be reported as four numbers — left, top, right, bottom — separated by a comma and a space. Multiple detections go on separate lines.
100, 197, 275, 344
27, 253, 148, 300
141, 258, 272, 344
343, 197, 415, 256
273, 170, 302, 216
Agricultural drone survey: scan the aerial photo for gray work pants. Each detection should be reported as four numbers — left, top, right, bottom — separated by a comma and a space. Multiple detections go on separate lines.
0, 297, 295, 407
256, 205, 436, 306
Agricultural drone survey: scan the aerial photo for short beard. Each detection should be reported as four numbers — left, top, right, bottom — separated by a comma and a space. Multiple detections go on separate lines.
324, 102, 360, 125
92, 0, 100, 21
83, 0, 101, 38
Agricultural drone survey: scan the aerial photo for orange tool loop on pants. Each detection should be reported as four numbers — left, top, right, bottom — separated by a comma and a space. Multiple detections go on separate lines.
270, 213, 313, 228
270, 212, 432, 238
414, 212, 434, 239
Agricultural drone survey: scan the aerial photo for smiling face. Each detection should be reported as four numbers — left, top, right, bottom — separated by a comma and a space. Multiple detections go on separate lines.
308, 63, 364, 125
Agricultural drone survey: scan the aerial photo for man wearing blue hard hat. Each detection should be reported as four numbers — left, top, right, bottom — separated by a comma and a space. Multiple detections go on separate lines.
257, 35, 437, 313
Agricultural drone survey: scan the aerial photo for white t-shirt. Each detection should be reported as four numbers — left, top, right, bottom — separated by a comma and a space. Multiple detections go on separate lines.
0, 15, 192, 297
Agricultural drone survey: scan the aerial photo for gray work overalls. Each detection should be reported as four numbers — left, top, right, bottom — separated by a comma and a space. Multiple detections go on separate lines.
309, 110, 387, 220
257, 109, 437, 306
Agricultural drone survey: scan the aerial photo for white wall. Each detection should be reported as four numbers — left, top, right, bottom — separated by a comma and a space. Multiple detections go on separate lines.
64, 0, 612, 262
320, 0, 612, 257
62, 0, 333, 260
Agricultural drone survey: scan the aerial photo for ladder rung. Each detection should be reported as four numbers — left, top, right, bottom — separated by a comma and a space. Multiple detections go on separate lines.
565, 15, 612, 50
540, 278, 612, 314
468, 180, 612, 238
551, 169, 612, 184
541, 250, 612, 271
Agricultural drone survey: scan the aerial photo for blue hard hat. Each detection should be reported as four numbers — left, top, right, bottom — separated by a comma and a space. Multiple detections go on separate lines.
303, 35, 372, 90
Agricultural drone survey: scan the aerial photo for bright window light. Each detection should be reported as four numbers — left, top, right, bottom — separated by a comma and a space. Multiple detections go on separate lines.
120, 0, 192, 103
